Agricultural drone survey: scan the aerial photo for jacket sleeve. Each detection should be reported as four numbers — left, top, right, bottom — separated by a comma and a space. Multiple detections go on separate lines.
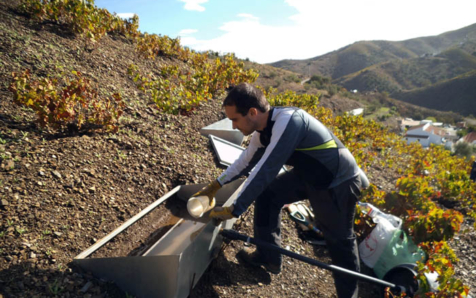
217, 133, 264, 186
232, 111, 305, 216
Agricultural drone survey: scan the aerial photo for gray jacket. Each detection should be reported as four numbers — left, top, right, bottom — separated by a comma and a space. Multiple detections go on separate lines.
217, 107, 359, 216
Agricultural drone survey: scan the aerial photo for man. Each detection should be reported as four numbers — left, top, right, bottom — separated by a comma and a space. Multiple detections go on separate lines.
471, 160, 476, 182
194, 83, 362, 298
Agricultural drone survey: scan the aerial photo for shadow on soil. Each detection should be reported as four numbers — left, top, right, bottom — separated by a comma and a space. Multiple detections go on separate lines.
0, 263, 127, 298
311, 244, 382, 298
191, 251, 272, 298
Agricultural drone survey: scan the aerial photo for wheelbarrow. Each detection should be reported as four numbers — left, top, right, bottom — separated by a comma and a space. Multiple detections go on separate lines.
220, 229, 421, 297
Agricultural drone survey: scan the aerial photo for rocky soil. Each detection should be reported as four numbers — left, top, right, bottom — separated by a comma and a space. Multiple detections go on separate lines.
0, 1, 474, 298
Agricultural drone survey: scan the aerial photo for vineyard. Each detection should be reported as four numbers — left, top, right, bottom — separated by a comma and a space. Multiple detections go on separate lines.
0, 1, 475, 298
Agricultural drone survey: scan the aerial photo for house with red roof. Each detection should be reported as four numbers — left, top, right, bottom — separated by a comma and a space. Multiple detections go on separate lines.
461, 131, 476, 145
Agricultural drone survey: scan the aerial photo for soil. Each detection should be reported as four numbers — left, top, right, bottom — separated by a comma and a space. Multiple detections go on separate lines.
0, 1, 474, 298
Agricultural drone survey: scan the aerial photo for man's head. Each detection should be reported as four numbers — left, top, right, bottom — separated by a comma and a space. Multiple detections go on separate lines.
223, 83, 270, 136
223, 83, 270, 116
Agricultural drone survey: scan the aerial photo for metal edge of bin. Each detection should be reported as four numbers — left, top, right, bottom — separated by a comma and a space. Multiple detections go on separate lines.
73, 179, 244, 298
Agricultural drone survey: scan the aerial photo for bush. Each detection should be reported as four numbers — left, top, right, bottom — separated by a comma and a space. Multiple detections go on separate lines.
326, 85, 340, 97
19, 0, 140, 42
286, 74, 300, 83
9, 70, 124, 132
454, 142, 473, 159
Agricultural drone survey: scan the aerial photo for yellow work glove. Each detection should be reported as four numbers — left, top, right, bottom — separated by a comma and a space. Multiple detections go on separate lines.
192, 180, 221, 209
209, 205, 235, 220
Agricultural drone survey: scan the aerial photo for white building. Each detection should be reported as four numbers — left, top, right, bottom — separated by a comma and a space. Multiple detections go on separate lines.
347, 108, 364, 116
405, 123, 448, 147
399, 118, 421, 132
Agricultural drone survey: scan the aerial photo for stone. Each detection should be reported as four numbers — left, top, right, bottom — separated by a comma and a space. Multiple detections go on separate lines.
83, 168, 95, 177
80, 281, 93, 293
0, 199, 8, 207
2, 160, 14, 171
52, 171, 62, 179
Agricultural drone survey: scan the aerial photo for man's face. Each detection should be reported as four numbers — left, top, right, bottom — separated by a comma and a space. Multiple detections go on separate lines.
225, 105, 257, 136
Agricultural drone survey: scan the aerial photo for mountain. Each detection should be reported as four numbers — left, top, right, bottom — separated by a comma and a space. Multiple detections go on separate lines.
394, 70, 476, 116
271, 23, 476, 79
335, 48, 476, 93
270, 23, 476, 116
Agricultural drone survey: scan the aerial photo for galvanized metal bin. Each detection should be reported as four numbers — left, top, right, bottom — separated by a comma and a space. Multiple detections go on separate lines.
200, 118, 244, 145
74, 179, 244, 298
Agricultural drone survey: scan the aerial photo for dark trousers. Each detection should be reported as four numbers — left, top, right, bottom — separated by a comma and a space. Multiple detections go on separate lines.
253, 169, 362, 298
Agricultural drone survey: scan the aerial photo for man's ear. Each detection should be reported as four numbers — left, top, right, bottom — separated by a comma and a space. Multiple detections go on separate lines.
248, 107, 258, 117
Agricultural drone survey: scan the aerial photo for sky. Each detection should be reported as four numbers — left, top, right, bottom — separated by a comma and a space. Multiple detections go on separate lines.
95, 0, 476, 64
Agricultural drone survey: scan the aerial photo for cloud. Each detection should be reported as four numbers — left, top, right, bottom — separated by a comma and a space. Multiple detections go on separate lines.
284, 0, 476, 42
237, 13, 259, 21
181, 12, 315, 63
179, 0, 208, 12
179, 29, 198, 36
116, 13, 136, 19
181, 0, 476, 63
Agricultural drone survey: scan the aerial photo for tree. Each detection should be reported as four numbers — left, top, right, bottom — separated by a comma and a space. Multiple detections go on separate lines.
457, 129, 468, 138
454, 142, 473, 159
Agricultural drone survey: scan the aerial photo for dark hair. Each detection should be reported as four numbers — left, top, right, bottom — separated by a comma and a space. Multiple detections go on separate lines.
223, 83, 270, 116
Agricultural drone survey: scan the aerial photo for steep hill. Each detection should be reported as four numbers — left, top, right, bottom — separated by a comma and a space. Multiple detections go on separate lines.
0, 1, 372, 297
272, 40, 418, 79
394, 70, 476, 116
1, 2, 475, 298
271, 23, 476, 79
335, 48, 476, 94
270, 23, 476, 116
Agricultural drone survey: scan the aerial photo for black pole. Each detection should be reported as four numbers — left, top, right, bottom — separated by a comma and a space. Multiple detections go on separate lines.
220, 229, 404, 292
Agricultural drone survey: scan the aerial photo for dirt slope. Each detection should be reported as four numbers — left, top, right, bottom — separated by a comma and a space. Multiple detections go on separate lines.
0, 2, 474, 298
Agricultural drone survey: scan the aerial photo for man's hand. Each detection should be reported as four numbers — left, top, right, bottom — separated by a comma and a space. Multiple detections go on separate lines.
209, 205, 235, 220
192, 180, 221, 208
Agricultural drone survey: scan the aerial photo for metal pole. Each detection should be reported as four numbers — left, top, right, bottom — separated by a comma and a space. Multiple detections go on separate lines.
220, 229, 404, 292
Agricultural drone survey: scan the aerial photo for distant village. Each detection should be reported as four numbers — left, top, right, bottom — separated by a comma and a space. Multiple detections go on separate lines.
399, 118, 475, 150
347, 108, 476, 153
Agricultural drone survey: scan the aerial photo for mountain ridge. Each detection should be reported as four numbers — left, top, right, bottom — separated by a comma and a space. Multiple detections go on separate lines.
269, 23, 476, 116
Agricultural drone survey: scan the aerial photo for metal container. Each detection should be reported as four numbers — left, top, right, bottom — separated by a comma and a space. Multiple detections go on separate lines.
73, 179, 244, 298
200, 118, 244, 145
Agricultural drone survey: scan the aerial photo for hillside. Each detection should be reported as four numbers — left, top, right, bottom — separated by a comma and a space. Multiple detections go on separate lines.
271, 23, 476, 79
1, 1, 476, 298
270, 23, 476, 116
394, 70, 476, 116
336, 49, 476, 93
0, 2, 378, 297
272, 40, 419, 79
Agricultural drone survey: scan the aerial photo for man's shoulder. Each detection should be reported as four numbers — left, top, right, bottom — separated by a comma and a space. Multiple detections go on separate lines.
271, 106, 301, 118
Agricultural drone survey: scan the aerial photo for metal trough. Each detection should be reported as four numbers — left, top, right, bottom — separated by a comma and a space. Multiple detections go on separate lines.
73, 179, 244, 298
200, 118, 244, 145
